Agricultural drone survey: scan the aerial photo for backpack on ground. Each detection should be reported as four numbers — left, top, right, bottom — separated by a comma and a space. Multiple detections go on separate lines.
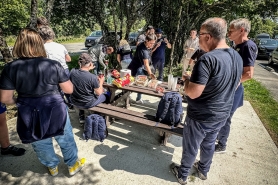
155, 92, 183, 127
122, 44, 131, 54
83, 114, 108, 142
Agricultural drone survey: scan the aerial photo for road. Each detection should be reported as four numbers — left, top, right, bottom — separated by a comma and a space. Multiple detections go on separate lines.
254, 59, 278, 102
64, 42, 278, 102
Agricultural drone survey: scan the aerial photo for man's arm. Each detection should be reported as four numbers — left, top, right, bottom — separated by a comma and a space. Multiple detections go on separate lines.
0, 90, 16, 105
59, 80, 73, 94
94, 76, 104, 95
241, 66, 254, 83
65, 54, 71, 62
183, 79, 205, 99
143, 59, 156, 79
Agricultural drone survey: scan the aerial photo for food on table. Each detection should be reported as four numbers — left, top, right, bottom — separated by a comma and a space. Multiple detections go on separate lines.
147, 79, 158, 89
156, 86, 165, 93
112, 73, 134, 88
111, 69, 121, 78
135, 75, 148, 86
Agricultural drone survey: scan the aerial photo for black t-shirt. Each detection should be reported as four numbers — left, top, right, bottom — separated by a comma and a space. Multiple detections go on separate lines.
235, 40, 257, 67
70, 68, 100, 108
0, 57, 68, 97
188, 48, 243, 123
128, 42, 151, 76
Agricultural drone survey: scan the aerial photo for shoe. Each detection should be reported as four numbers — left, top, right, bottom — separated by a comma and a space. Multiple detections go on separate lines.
135, 99, 144, 104
1, 145, 26, 156
48, 166, 58, 176
170, 163, 187, 185
215, 144, 226, 154
193, 161, 207, 180
68, 158, 86, 176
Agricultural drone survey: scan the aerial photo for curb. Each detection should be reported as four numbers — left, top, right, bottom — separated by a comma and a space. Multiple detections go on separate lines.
258, 63, 274, 72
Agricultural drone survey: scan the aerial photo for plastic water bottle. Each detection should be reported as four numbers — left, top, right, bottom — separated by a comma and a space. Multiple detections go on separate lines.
107, 72, 113, 85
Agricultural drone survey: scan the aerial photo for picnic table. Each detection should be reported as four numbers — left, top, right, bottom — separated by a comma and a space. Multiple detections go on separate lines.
79, 81, 184, 145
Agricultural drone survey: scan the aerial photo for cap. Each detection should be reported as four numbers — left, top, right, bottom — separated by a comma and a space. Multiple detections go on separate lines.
155, 28, 162, 34
79, 53, 92, 65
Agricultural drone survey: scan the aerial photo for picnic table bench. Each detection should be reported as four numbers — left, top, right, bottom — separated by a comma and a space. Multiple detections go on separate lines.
87, 103, 184, 146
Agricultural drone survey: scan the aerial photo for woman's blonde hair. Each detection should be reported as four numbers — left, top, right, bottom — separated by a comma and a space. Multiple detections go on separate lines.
119, 39, 129, 47
12, 28, 47, 58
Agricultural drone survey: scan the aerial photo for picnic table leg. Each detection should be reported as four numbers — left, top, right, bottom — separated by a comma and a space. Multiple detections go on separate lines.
125, 91, 131, 108
160, 131, 172, 146
107, 87, 116, 103
105, 115, 111, 127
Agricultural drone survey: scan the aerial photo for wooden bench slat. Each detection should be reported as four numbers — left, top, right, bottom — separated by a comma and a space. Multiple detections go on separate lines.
89, 106, 183, 136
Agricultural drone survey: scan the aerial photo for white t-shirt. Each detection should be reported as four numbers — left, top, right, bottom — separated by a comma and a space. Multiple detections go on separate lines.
44, 42, 69, 69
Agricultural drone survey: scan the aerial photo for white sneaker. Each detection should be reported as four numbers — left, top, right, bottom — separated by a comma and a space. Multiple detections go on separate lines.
135, 99, 144, 104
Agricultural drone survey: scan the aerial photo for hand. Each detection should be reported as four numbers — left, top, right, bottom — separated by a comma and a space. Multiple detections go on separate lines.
150, 73, 156, 80
98, 75, 105, 83
164, 38, 169, 43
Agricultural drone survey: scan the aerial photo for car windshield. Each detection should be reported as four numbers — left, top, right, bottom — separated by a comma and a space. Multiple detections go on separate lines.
129, 32, 139, 37
90, 31, 102, 37
260, 40, 277, 46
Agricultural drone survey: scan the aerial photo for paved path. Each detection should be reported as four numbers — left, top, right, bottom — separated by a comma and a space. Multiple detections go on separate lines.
0, 93, 278, 185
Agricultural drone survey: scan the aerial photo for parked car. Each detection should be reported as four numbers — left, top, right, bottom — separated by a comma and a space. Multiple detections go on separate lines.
256, 33, 271, 40
85, 30, 103, 48
268, 46, 278, 65
128, 32, 139, 46
257, 39, 278, 59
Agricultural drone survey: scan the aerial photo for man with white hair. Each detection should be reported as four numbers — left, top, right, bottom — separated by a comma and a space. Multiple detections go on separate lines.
170, 17, 243, 184
215, 18, 257, 153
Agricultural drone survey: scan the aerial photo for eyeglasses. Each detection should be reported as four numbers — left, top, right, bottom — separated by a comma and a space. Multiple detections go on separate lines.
199, 32, 210, 36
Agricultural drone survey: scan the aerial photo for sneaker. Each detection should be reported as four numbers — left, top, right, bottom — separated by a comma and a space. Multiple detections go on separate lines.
215, 144, 226, 154
1, 145, 26, 156
170, 163, 187, 185
48, 166, 58, 176
68, 158, 86, 176
135, 99, 144, 104
193, 161, 207, 180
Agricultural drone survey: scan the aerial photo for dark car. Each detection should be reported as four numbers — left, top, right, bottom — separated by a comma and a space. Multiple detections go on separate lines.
268, 45, 278, 65
85, 30, 103, 48
257, 39, 278, 59
128, 32, 139, 46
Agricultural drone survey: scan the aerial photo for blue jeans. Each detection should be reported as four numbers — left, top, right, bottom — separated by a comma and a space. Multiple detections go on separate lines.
31, 112, 78, 168
93, 61, 100, 75
178, 116, 225, 181
136, 67, 145, 101
152, 58, 165, 81
217, 84, 243, 147
121, 59, 132, 69
79, 94, 107, 118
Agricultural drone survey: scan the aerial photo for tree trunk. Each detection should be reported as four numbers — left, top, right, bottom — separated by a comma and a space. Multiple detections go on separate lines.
168, 1, 184, 74
0, 29, 13, 63
27, 0, 38, 29
45, 0, 55, 22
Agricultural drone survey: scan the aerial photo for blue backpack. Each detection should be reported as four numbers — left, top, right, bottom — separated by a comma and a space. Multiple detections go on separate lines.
155, 92, 183, 127
83, 114, 108, 142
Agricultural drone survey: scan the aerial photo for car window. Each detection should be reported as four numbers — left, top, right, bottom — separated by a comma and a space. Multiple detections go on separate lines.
90, 31, 103, 37
260, 40, 277, 46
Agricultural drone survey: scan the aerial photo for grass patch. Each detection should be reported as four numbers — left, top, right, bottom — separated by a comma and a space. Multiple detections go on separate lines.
243, 79, 278, 145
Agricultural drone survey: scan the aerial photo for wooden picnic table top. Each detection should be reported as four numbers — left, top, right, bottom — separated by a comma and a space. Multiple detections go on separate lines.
103, 82, 176, 98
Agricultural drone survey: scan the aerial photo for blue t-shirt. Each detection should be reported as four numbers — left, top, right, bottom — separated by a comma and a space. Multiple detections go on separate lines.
128, 42, 151, 76
187, 48, 243, 123
235, 40, 257, 67
231, 40, 258, 112
117, 47, 133, 61
152, 38, 167, 59
70, 69, 100, 108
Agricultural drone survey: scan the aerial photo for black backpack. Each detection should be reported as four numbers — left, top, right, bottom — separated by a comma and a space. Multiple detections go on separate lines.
155, 92, 183, 127
83, 114, 108, 142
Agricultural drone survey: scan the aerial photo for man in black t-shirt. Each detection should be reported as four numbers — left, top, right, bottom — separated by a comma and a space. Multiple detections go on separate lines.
170, 18, 243, 184
70, 53, 106, 124
216, 18, 258, 154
